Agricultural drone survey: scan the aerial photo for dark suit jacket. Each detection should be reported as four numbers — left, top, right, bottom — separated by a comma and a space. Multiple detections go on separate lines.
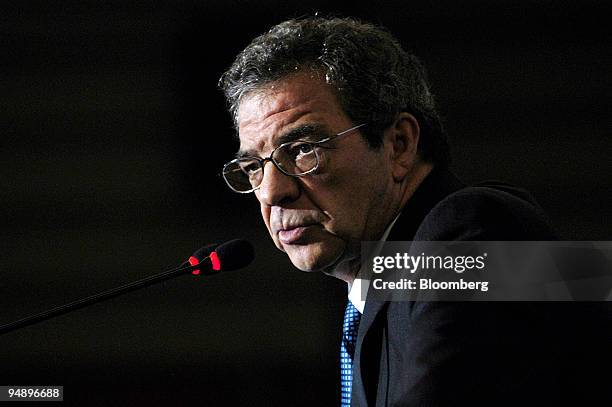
350, 167, 611, 406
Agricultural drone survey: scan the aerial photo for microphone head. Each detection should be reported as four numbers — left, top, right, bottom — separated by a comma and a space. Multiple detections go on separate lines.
190, 243, 219, 262
213, 239, 255, 271
188, 243, 219, 275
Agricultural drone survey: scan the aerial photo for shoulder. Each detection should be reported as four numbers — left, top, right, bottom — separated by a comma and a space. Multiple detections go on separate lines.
413, 181, 557, 240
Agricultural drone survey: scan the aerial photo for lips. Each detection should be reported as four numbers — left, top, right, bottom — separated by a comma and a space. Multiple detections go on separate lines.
278, 224, 317, 244
270, 207, 325, 245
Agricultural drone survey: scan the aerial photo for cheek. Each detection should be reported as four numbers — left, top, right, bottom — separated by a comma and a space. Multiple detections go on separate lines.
259, 203, 286, 251
306, 159, 384, 235
303, 178, 367, 233
259, 204, 272, 233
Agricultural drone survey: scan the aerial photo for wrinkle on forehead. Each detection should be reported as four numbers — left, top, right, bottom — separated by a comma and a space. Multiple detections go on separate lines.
237, 89, 321, 155
236, 70, 328, 123
238, 107, 314, 157
236, 72, 345, 156
239, 93, 314, 134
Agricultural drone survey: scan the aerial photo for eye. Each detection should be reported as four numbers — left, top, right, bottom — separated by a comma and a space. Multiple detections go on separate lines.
239, 160, 261, 175
287, 142, 314, 158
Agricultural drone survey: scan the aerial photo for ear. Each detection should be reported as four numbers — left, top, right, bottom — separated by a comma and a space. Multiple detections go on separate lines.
385, 112, 420, 181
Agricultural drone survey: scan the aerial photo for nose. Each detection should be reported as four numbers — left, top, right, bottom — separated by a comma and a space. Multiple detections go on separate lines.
256, 161, 300, 206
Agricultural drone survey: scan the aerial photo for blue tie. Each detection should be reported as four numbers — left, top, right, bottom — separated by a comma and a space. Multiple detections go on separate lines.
341, 301, 361, 406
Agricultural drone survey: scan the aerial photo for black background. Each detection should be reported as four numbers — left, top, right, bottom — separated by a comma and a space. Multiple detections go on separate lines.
1, 1, 610, 406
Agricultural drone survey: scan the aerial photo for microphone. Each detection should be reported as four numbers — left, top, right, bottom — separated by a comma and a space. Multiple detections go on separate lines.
188, 239, 255, 275
186, 243, 219, 275
0, 239, 255, 335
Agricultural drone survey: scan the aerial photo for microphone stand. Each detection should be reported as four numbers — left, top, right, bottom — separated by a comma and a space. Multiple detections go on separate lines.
0, 260, 213, 335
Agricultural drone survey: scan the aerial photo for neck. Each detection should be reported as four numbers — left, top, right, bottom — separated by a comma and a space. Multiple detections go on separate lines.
397, 161, 434, 212
322, 240, 362, 286
328, 162, 435, 287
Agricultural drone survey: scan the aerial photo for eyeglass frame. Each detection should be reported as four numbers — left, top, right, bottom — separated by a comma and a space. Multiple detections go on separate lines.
222, 123, 367, 193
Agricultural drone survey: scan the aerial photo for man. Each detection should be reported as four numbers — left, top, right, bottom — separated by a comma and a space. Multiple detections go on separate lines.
218, 17, 607, 406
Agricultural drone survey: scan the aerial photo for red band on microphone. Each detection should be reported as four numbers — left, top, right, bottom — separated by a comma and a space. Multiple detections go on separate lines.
189, 256, 201, 275
210, 251, 221, 271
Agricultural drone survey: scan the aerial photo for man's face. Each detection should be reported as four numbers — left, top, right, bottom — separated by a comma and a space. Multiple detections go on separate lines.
236, 73, 394, 272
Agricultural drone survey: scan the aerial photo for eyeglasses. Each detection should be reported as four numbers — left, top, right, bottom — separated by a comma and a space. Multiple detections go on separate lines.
222, 123, 366, 193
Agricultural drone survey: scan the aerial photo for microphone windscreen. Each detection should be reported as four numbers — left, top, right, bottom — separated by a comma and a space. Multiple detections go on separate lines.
190, 243, 219, 262
214, 239, 255, 271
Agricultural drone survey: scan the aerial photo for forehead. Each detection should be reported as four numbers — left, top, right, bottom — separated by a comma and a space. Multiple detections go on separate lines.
236, 73, 348, 156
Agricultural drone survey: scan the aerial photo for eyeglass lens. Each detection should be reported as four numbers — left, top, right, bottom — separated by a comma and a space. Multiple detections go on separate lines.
224, 141, 319, 192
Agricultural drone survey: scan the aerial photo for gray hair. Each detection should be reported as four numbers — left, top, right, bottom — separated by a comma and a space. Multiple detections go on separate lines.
219, 17, 450, 165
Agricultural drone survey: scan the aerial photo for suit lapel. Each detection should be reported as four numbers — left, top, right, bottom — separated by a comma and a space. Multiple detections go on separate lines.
387, 167, 464, 242
352, 299, 387, 406
351, 167, 464, 405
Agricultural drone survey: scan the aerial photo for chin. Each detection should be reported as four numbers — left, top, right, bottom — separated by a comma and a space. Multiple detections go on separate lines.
285, 241, 344, 272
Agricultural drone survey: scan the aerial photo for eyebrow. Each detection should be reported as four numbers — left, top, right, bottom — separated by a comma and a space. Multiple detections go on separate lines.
236, 123, 328, 158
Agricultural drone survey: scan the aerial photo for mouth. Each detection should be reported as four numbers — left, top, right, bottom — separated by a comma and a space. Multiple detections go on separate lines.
278, 224, 318, 245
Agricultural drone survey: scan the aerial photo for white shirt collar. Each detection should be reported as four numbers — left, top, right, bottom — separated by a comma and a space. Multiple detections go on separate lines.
347, 214, 400, 313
